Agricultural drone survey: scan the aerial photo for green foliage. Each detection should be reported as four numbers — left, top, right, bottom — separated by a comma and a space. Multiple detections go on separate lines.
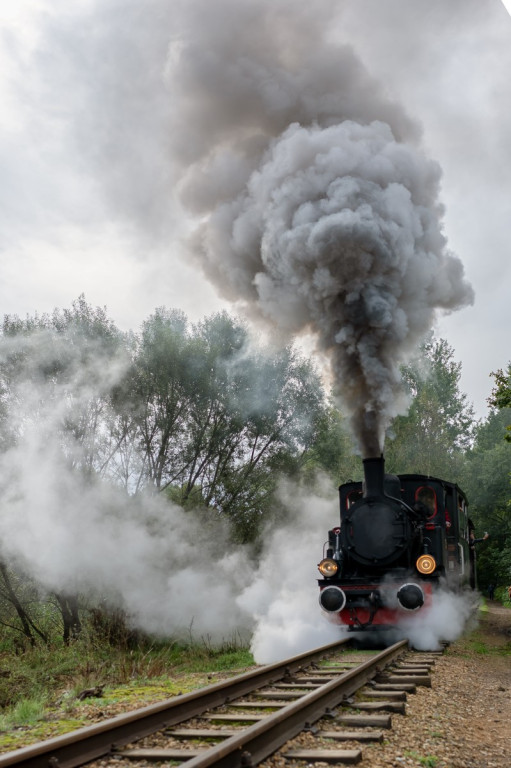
123, 308, 327, 541
385, 337, 474, 481
404, 753, 438, 768
0, 299, 328, 548
300, 401, 361, 484
490, 366, 511, 408
464, 362, 511, 588
1, 295, 509, 671
0, 696, 48, 730
495, 585, 511, 607
460, 409, 511, 588
0, 294, 129, 481
489, 364, 511, 442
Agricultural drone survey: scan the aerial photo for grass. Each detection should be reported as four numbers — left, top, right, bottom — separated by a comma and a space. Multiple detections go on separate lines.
0, 697, 48, 729
467, 639, 492, 655
0, 633, 255, 752
455, 634, 511, 658
404, 752, 439, 767
448, 602, 511, 659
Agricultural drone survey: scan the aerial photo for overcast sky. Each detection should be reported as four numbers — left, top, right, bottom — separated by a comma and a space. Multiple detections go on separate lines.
0, 0, 510, 420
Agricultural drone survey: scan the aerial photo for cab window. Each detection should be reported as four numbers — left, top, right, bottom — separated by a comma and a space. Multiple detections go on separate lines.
415, 486, 437, 519
457, 496, 468, 539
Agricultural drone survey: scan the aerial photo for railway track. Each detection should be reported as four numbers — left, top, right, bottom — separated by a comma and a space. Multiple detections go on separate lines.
0, 638, 440, 768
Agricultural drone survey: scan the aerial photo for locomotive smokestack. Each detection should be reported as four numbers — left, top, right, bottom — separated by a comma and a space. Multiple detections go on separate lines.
362, 456, 385, 499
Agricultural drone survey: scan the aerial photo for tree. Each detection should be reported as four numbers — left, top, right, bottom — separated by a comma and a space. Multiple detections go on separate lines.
190, 332, 326, 540
0, 564, 48, 646
0, 296, 128, 640
489, 364, 511, 441
384, 337, 475, 481
300, 400, 362, 484
55, 592, 82, 644
1, 295, 127, 476
0, 298, 330, 645
460, 408, 511, 589
127, 309, 327, 541
121, 307, 194, 492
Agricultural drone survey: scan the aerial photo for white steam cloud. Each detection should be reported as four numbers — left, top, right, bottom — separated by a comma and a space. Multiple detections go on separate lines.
167, 0, 474, 455
238, 480, 346, 662
0, 333, 251, 641
358, 574, 481, 651
0, 329, 342, 659
399, 587, 480, 651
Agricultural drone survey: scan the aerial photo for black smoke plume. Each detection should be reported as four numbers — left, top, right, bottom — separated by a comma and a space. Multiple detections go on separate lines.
168, 0, 474, 455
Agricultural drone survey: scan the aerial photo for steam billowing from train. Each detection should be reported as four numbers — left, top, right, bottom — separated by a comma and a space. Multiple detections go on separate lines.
168, 0, 474, 455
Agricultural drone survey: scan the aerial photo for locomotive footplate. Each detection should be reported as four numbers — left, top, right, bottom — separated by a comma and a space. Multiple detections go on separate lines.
334, 582, 431, 630
346, 623, 398, 632
342, 588, 383, 609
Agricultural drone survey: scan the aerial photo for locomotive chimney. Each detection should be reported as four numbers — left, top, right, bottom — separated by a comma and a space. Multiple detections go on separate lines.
362, 455, 385, 498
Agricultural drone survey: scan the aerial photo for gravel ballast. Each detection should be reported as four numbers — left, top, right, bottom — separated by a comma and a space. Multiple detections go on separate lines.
263, 603, 511, 768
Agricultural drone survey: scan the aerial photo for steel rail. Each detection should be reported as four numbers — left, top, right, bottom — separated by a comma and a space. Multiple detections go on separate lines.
119, 638, 408, 768
0, 636, 354, 768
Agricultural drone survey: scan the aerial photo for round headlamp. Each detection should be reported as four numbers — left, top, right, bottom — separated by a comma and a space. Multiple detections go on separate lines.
416, 554, 436, 575
318, 558, 339, 577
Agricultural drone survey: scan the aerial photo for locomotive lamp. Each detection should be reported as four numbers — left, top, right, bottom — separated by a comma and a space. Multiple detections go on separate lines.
317, 558, 339, 577
397, 583, 425, 611
416, 554, 436, 575
319, 585, 346, 612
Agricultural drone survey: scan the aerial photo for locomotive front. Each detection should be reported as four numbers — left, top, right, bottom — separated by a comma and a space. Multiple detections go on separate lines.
317, 456, 453, 630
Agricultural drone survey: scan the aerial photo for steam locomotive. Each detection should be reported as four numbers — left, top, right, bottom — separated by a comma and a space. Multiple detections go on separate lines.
318, 456, 472, 631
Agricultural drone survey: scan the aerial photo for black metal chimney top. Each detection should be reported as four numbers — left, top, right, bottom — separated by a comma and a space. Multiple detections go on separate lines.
362, 455, 385, 498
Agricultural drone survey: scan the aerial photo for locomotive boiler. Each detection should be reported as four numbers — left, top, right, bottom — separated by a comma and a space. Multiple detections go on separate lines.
318, 455, 471, 630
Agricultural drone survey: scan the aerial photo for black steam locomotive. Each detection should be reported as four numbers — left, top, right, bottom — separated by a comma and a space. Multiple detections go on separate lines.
318, 456, 471, 630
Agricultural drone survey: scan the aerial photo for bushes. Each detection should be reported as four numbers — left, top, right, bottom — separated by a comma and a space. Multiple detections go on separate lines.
494, 585, 511, 607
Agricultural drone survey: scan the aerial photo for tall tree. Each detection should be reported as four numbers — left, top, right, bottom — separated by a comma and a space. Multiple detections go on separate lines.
123, 307, 194, 492
125, 309, 327, 540
384, 337, 474, 480
0, 564, 48, 646
1, 295, 127, 477
0, 296, 128, 639
300, 400, 362, 484
489, 364, 511, 441
460, 408, 511, 588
